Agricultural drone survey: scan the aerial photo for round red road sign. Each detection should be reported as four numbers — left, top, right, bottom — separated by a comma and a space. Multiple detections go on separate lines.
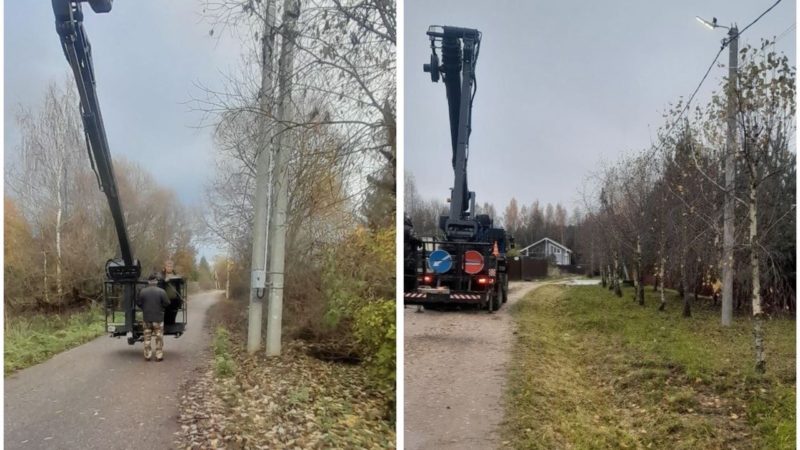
463, 250, 485, 274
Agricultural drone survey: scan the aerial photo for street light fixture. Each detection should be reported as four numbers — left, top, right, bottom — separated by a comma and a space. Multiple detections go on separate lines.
696, 16, 729, 30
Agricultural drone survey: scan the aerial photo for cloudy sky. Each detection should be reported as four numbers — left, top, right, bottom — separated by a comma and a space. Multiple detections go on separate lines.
405, 0, 796, 219
4, 0, 797, 254
5, 1, 245, 258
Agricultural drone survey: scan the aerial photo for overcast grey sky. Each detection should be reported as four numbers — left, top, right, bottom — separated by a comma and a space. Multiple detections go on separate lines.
405, 0, 796, 219
5, 1, 244, 259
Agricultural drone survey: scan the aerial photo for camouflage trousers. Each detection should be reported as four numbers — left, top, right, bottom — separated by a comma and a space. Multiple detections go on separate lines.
143, 322, 164, 360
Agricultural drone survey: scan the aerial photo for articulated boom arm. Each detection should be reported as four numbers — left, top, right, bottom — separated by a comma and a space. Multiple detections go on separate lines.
424, 25, 481, 240
52, 0, 137, 276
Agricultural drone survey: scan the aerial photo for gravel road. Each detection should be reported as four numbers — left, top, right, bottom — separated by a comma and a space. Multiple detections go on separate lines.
404, 281, 542, 450
4, 290, 221, 450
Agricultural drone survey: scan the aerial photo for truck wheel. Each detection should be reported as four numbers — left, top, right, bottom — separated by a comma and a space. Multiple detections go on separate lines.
488, 292, 499, 313
127, 336, 136, 345
496, 286, 505, 307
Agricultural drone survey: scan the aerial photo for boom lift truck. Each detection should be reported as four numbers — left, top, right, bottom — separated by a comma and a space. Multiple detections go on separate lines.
404, 26, 512, 312
52, 0, 187, 344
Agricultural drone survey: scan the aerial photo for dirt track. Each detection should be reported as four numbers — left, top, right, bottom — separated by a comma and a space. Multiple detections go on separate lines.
4, 291, 221, 450
404, 281, 542, 450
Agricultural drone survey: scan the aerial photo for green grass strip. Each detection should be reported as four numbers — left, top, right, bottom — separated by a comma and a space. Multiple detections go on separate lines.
5, 307, 105, 375
505, 284, 795, 450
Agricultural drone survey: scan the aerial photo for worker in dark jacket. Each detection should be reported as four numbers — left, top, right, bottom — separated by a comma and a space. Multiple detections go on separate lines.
136, 273, 170, 361
159, 259, 183, 326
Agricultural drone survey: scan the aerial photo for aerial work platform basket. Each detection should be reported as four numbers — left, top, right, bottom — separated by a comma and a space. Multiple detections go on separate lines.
104, 276, 187, 345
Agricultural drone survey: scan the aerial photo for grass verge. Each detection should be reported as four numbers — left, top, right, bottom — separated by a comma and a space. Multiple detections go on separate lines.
504, 284, 795, 450
5, 307, 105, 375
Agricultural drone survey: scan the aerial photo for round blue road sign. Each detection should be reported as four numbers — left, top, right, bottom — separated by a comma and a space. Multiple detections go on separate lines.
428, 249, 453, 274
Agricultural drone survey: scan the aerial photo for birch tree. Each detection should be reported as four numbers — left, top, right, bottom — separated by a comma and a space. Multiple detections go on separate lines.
733, 42, 795, 373
8, 82, 86, 304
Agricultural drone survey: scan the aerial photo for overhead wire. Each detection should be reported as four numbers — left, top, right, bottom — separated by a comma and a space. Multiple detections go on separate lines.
730, 0, 784, 40
650, 0, 786, 154
773, 22, 795, 43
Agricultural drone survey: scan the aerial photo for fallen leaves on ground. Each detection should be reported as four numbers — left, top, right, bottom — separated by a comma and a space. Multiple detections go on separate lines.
175, 340, 395, 449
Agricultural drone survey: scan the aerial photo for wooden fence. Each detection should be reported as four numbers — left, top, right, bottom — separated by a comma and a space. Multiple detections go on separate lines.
507, 257, 549, 281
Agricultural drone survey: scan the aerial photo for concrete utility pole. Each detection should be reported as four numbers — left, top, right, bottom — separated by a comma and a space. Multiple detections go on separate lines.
696, 16, 739, 326
266, 0, 301, 356
721, 25, 738, 327
247, 0, 278, 354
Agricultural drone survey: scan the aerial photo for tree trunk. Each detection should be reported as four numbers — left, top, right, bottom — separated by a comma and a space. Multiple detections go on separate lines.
658, 228, 667, 311
749, 173, 766, 373
600, 264, 607, 287
682, 291, 692, 317
55, 167, 64, 303
43, 251, 49, 305
608, 260, 617, 292
226, 257, 231, 300
613, 250, 622, 297
681, 259, 691, 317
658, 255, 666, 311
635, 235, 644, 305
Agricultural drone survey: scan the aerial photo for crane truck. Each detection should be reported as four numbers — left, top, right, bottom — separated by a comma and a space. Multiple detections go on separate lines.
404, 26, 512, 312
52, 0, 187, 344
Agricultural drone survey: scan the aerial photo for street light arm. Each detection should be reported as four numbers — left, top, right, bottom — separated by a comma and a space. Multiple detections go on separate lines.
696, 16, 730, 30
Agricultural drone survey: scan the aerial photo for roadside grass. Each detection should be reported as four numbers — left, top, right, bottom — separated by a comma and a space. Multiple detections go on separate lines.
505, 284, 795, 450
176, 299, 395, 449
5, 307, 105, 375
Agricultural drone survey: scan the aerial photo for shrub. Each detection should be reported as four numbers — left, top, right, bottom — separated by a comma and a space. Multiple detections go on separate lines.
213, 326, 235, 377
215, 356, 235, 378
323, 226, 395, 327
353, 299, 396, 394
322, 226, 395, 394
213, 326, 229, 352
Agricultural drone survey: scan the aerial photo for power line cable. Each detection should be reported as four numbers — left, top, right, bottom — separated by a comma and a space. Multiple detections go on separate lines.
730, 0, 783, 41
677, 46, 725, 122
774, 22, 795, 43
652, 0, 785, 153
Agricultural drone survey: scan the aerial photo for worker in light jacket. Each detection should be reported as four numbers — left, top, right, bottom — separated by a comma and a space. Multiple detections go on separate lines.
136, 273, 170, 361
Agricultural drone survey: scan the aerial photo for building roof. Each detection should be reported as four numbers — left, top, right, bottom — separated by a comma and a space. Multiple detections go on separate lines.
519, 237, 572, 254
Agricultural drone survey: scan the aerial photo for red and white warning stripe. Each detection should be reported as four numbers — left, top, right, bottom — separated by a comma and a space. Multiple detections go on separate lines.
405, 292, 482, 300
488, 268, 496, 277
450, 293, 482, 300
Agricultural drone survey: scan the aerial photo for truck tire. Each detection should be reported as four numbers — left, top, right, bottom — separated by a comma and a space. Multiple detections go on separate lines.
488, 291, 499, 313
496, 285, 505, 307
